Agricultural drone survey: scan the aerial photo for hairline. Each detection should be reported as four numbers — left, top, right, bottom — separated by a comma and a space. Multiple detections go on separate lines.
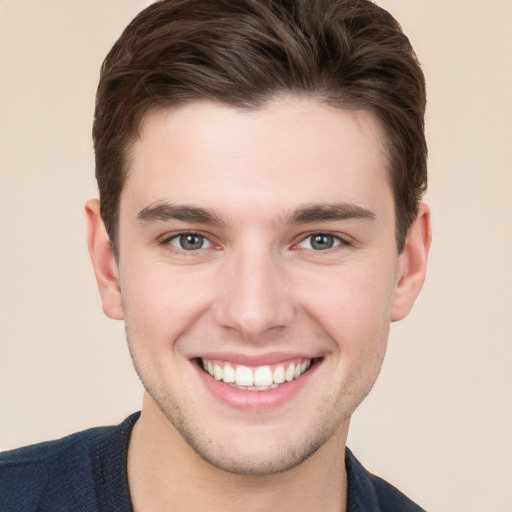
109, 93, 396, 260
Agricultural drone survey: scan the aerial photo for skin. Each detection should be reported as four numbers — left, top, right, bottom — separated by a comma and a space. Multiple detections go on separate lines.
86, 96, 431, 511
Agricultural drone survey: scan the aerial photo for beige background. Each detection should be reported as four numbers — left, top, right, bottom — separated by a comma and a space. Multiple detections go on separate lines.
1, 1, 511, 511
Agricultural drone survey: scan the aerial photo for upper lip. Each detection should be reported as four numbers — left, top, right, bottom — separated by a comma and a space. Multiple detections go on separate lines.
190, 351, 322, 366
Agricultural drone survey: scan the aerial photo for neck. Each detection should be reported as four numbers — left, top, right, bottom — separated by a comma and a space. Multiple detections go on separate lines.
128, 394, 348, 512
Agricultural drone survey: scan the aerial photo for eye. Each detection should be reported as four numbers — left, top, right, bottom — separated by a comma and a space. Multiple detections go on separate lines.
297, 233, 344, 251
167, 233, 212, 251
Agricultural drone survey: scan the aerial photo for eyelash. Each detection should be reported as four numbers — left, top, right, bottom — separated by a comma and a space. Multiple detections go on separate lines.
159, 231, 350, 254
159, 231, 215, 254
295, 232, 351, 252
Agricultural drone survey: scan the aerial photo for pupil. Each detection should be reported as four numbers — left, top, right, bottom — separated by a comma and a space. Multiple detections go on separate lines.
312, 234, 333, 250
180, 234, 203, 250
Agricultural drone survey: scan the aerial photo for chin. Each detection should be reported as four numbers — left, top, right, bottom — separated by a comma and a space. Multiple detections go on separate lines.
180, 428, 335, 476
146, 384, 349, 477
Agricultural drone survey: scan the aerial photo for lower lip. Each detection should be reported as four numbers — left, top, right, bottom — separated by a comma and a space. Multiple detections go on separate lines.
194, 360, 320, 411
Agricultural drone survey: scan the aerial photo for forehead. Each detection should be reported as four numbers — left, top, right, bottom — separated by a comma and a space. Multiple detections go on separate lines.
122, 96, 392, 220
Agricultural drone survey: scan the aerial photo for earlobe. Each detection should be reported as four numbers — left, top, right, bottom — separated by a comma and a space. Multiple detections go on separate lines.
85, 199, 124, 320
391, 202, 431, 322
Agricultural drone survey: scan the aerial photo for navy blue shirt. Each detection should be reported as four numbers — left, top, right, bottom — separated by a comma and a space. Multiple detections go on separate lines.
1, 413, 425, 511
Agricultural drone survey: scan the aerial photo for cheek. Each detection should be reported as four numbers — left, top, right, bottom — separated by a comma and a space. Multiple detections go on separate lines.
119, 260, 214, 346
297, 260, 396, 351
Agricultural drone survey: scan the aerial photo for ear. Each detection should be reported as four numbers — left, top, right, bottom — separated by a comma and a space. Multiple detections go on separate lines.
85, 199, 123, 320
391, 202, 432, 322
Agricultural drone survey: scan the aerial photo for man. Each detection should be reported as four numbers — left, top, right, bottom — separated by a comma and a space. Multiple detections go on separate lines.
0, 0, 431, 510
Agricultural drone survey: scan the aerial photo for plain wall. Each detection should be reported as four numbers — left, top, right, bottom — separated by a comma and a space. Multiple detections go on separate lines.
0, 1, 511, 511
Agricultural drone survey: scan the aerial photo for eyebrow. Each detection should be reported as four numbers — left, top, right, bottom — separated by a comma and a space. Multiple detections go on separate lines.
281, 202, 376, 225
137, 203, 225, 226
136, 201, 375, 227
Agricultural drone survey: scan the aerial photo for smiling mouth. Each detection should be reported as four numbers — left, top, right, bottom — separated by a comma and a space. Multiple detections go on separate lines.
197, 358, 318, 391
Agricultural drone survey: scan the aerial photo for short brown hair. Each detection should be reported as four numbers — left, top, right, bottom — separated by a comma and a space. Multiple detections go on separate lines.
93, 0, 426, 254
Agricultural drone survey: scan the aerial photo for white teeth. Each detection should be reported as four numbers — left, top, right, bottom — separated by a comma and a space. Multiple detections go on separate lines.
213, 364, 223, 380
273, 365, 285, 384
235, 365, 254, 386
201, 358, 313, 389
254, 366, 273, 386
223, 364, 235, 383
285, 364, 295, 382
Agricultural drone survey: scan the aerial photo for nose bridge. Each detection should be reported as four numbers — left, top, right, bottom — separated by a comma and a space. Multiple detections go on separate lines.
214, 243, 294, 338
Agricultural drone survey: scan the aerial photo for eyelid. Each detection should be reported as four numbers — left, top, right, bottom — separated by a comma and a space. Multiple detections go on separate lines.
159, 230, 219, 252
171, 233, 212, 249
157, 229, 352, 254
294, 231, 352, 250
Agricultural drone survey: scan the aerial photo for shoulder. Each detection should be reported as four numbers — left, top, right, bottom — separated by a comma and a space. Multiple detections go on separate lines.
345, 448, 426, 512
0, 413, 139, 512
0, 426, 114, 512
368, 472, 427, 512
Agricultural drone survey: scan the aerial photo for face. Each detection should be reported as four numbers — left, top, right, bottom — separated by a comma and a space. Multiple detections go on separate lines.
89, 96, 427, 476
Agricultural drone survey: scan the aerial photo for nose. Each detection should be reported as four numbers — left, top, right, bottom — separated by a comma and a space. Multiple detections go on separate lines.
213, 248, 295, 340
